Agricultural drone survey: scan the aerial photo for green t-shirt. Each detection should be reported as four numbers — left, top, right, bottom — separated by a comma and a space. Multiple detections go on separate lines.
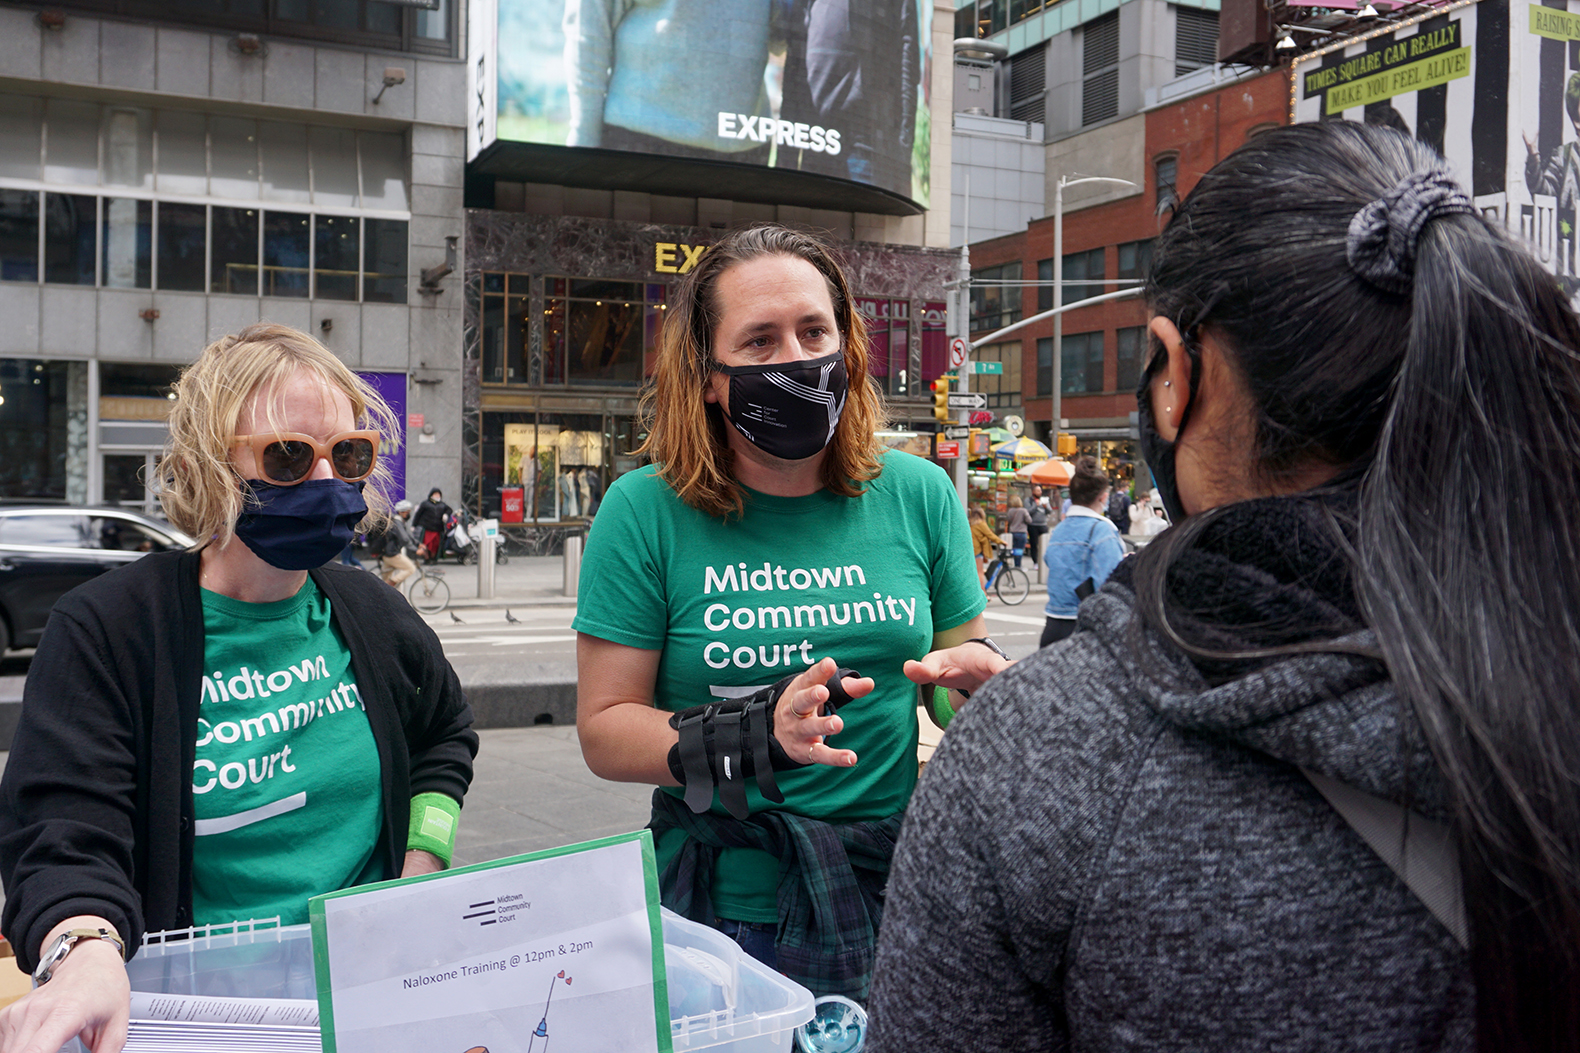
193, 578, 384, 927
573, 449, 985, 921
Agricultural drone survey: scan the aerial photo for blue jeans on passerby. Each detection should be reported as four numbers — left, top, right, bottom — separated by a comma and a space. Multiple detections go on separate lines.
713, 918, 777, 970
1011, 532, 1027, 568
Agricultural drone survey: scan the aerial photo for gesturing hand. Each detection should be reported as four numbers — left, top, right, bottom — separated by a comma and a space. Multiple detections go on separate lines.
904, 640, 1014, 699
773, 657, 872, 768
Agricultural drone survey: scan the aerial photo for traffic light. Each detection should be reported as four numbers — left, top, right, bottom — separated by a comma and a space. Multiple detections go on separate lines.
1056, 432, 1077, 456
931, 377, 950, 421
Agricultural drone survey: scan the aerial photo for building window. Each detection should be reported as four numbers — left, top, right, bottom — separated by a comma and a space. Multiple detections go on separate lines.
1063, 248, 1105, 306
543, 278, 668, 389
479, 273, 526, 384
920, 300, 948, 384
364, 219, 409, 304
972, 343, 1021, 409
1037, 337, 1053, 396
857, 298, 912, 397
212, 207, 261, 295
1062, 331, 1105, 395
1175, 7, 1220, 76
1037, 258, 1053, 312
99, 198, 151, 289
46, 0, 455, 56
970, 262, 1022, 333
157, 202, 208, 292
1156, 155, 1179, 215
0, 359, 75, 501
1117, 239, 1152, 283
1082, 13, 1120, 127
0, 192, 40, 282
1116, 326, 1146, 391
0, 96, 410, 302
45, 194, 99, 286
1007, 44, 1047, 125
262, 211, 311, 298
314, 215, 360, 301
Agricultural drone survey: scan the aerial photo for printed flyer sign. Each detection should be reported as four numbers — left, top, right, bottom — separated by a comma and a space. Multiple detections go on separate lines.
1292, 0, 1580, 304
310, 832, 670, 1053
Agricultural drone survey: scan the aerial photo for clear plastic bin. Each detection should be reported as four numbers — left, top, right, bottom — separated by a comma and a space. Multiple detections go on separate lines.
110, 910, 813, 1052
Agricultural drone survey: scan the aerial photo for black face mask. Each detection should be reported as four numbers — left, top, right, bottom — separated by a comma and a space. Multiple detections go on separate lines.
714, 352, 849, 462
1136, 334, 1200, 524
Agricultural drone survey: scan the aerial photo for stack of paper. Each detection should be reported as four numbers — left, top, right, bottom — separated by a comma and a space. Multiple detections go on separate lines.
118, 992, 320, 1052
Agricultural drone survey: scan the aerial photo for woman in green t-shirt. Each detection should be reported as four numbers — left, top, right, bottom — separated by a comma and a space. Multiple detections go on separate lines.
574, 225, 1008, 1002
0, 324, 476, 1053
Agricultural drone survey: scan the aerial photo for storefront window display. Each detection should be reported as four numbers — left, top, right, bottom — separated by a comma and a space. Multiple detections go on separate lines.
484, 413, 613, 522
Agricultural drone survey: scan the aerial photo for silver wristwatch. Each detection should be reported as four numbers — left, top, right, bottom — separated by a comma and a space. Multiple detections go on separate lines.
32, 927, 126, 985
966, 637, 1012, 662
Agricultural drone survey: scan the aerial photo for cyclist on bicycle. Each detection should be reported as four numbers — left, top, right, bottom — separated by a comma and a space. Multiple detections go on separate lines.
968, 507, 1000, 590
1040, 456, 1126, 646
378, 499, 420, 587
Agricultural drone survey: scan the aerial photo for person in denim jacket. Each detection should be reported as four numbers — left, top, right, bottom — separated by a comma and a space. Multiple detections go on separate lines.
1039, 456, 1125, 647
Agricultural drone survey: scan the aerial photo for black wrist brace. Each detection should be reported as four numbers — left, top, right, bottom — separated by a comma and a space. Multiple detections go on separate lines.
666, 667, 860, 819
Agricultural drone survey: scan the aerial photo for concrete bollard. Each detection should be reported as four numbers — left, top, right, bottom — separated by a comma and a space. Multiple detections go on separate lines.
563, 534, 582, 597
478, 532, 497, 599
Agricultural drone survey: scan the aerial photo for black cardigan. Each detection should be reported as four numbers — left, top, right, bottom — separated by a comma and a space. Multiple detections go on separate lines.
0, 550, 477, 970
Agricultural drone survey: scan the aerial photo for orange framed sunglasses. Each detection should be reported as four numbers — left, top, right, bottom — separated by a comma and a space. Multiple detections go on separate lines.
231, 430, 381, 486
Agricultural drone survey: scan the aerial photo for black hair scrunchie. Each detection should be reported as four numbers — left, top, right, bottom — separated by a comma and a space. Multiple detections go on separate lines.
1346, 169, 1476, 295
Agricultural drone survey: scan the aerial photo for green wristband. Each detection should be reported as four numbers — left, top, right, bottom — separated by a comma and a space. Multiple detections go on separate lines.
931, 684, 955, 731
407, 792, 460, 868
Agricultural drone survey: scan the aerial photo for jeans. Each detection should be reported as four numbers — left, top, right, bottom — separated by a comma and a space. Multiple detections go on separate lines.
712, 917, 778, 971
1010, 532, 1027, 568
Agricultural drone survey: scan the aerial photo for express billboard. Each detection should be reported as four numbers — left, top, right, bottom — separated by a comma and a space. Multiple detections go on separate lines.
468, 0, 933, 212
1292, 0, 1580, 300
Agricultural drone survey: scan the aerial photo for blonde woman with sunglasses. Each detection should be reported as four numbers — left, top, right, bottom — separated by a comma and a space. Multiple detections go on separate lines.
0, 324, 477, 1053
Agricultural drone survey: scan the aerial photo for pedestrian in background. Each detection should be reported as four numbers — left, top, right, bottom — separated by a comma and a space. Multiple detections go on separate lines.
1105, 482, 1131, 534
411, 488, 451, 562
1025, 484, 1050, 566
1003, 495, 1029, 568
968, 506, 999, 588
870, 120, 1580, 1050
1037, 456, 1125, 646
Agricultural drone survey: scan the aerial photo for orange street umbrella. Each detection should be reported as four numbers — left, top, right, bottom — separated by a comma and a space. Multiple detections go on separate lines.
1017, 458, 1075, 487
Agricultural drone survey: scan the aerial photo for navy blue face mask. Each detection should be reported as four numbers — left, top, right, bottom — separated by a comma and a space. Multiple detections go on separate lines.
234, 478, 368, 570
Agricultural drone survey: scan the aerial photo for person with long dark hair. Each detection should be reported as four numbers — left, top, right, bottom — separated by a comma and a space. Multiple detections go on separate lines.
867, 120, 1580, 1050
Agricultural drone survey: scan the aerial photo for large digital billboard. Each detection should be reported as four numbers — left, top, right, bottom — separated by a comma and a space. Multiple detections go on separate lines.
1293, 0, 1580, 303
468, 0, 933, 213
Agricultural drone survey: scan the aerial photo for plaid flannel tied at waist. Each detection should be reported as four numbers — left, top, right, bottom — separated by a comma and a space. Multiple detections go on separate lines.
647, 788, 904, 1002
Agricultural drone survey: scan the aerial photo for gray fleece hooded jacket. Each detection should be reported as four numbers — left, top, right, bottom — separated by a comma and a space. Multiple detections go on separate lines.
868, 513, 1474, 1051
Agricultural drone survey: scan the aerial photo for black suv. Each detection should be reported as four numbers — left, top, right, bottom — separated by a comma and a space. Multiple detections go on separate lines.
0, 507, 193, 652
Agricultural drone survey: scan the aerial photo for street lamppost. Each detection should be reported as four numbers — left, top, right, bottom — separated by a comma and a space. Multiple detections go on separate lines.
1052, 174, 1138, 460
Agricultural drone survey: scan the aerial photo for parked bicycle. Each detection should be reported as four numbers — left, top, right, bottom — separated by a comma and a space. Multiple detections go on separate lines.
982, 545, 1030, 605
407, 565, 451, 614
